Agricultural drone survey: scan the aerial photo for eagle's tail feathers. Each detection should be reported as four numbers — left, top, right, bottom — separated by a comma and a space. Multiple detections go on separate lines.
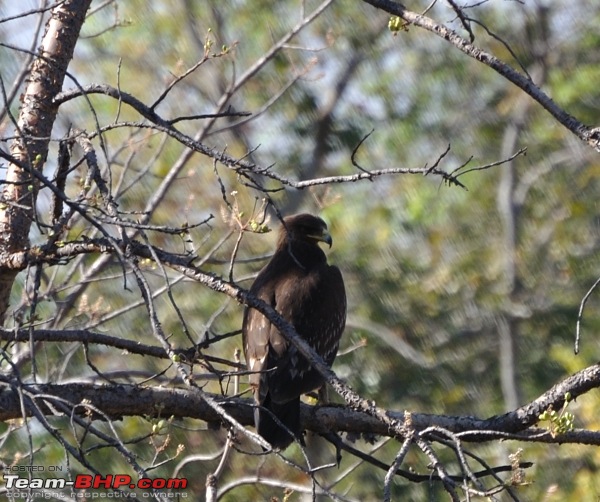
256, 395, 301, 450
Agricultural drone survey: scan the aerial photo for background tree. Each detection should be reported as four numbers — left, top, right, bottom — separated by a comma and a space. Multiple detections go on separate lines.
1, 0, 600, 500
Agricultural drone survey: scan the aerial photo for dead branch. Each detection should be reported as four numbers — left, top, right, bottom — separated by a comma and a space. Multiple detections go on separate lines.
362, 0, 600, 151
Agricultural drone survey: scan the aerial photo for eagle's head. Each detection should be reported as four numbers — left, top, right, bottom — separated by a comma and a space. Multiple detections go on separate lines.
279, 213, 333, 248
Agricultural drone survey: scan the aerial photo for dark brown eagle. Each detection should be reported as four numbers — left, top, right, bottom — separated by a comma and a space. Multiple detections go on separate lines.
242, 213, 346, 449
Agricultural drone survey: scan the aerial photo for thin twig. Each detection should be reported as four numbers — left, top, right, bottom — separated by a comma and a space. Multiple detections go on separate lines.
575, 275, 600, 354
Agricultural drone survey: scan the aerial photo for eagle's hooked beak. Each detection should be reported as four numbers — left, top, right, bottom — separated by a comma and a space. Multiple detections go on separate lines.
311, 230, 333, 248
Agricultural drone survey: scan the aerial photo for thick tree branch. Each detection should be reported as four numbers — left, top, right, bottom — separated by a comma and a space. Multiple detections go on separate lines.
0, 362, 599, 445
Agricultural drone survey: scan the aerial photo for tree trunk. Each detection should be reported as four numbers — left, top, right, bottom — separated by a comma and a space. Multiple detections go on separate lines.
0, 0, 91, 322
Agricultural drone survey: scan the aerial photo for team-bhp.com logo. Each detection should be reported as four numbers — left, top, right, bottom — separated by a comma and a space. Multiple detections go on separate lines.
3, 470, 189, 498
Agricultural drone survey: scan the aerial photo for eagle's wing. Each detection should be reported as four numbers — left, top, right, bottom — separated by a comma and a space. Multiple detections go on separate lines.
242, 280, 275, 407
265, 262, 346, 403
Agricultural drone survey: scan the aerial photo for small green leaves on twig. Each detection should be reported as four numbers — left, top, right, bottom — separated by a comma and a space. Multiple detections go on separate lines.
388, 16, 408, 34
538, 392, 575, 437
221, 191, 271, 234
203, 28, 234, 58
151, 418, 167, 435
204, 28, 214, 55
248, 219, 270, 234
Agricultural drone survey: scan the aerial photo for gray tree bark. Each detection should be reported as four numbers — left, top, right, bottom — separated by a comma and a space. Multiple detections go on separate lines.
0, 0, 92, 322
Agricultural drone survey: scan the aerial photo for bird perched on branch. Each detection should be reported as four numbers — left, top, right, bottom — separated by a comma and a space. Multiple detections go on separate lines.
243, 213, 346, 449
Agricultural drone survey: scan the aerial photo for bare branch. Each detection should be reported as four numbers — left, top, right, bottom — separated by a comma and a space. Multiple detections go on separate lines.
363, 0, 599, 150
2, 365, 598, 442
